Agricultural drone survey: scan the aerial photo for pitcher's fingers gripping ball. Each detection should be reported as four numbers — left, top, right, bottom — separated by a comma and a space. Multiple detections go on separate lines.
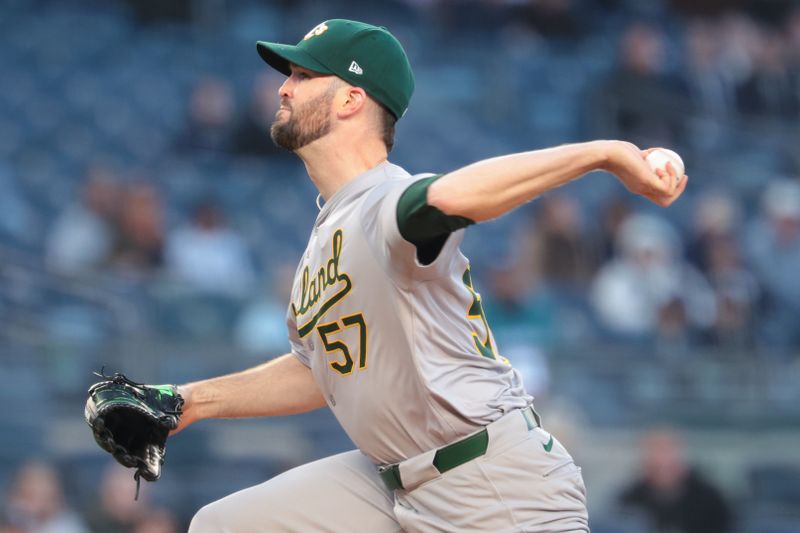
84, 371, 184, 498
646, 148, 685, 184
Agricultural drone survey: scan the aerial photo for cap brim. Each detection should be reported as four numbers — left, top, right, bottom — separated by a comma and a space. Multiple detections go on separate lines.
256, 41, 333, 76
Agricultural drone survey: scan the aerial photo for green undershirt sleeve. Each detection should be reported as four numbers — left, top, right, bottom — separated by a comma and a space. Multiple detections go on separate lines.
396, 175, 475, 264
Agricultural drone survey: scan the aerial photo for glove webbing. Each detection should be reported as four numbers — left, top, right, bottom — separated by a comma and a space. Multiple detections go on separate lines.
93, 368, 181, 500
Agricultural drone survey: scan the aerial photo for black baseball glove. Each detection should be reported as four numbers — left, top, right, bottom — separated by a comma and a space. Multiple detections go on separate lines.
84, 371, 183, 497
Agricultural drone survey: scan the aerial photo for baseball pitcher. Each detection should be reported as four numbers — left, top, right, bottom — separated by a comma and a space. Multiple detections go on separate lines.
174, 19, 686, 532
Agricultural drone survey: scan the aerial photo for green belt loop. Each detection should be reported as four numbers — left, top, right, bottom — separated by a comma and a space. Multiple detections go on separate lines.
378, 465, 404, 491
432, 429, 489, 474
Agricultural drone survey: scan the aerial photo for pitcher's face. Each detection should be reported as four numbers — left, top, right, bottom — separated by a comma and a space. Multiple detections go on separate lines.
270, 65, 338, 151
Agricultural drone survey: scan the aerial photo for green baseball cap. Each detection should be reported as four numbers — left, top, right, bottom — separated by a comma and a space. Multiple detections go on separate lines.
256, 19, 415, 119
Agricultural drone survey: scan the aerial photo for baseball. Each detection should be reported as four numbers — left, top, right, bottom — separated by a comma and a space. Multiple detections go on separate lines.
646, 148, 685, 183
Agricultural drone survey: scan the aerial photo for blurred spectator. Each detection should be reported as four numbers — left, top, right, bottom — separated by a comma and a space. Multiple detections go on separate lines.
518, 195, 596, 290
618, 429, 733, 533
111, 182, 164, 276
744, 179, 800, 348
689, 193, 759, 348
736, 31, 799, 118
683, 19, 736, 118
131, 509, 179, 533
45, 165, 120, 275
716, 13, 762, 98
687, 192, 740, 271
594, 196, 633, 263
165, 201, 256, 297
175, 77, 236, 155
593, 22, 691, 146
481, 262, 556, 347
2, 461, 89, 533
705, 236, 759, 348
499, 195, 600, 344
233, 72, 295, 162
86, 464, 146, 533
786, 7, 800, 68
590, 213, 716, 341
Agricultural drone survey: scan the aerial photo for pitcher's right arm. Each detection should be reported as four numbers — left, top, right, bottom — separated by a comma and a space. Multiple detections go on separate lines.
427, 140, 686, 223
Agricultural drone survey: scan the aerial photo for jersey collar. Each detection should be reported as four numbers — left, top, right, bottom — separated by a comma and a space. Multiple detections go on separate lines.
314, 161, 406, 226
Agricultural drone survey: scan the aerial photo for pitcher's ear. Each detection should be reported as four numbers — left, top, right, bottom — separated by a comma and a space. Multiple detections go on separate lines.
337, 86, 367, 119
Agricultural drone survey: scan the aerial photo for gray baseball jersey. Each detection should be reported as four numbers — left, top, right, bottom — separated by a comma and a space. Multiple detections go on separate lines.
287, 161, 532, 465
190, 161, 589, 532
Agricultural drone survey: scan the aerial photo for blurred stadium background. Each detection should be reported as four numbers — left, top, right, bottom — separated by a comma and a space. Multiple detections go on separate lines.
1, 0, 800, 531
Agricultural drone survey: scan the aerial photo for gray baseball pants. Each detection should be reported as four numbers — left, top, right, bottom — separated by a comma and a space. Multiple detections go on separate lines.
189, 408, 589, 532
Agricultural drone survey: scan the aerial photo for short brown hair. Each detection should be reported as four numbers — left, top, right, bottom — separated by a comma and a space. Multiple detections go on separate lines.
378, 104, 397, 152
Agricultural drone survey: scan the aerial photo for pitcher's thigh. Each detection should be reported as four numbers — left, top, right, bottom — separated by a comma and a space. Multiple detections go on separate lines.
189, 450, 402, 533
475, 429, 589, 532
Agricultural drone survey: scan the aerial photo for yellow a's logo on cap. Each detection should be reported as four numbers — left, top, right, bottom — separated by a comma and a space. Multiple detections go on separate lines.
304, 22, 329, 40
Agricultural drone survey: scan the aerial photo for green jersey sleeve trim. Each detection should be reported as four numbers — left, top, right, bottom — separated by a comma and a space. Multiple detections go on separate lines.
396, 175, 475, 245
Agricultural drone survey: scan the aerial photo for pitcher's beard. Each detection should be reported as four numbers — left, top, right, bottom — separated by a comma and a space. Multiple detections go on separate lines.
270, 92, 333, 151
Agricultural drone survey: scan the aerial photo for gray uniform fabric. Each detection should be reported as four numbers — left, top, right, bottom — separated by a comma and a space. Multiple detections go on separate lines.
189, 161, 589, 532
188, 410, 588, 532
391, 408, 588, 532
287, 161, 531, 464
189, 450, 402, 533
